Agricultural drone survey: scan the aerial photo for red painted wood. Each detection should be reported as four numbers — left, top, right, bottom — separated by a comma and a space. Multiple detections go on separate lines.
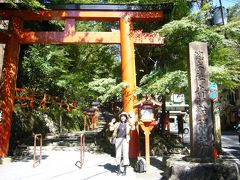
0, 10, 164, 21
0, 18, 21, 157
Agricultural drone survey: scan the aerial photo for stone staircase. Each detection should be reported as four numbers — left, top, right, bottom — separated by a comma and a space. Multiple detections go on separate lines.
12, 110, 115, 161
43, 110, 112, 149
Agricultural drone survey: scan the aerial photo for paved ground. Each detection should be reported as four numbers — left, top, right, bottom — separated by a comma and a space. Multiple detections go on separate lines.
1, 129, 239, 180
0, 112, 165, 180
0, 148, 164, 180
221, 130, 240, 166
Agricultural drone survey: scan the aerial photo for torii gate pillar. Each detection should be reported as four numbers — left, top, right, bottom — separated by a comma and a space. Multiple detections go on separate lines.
0, 17, 21, 157
120, 16, 139, 158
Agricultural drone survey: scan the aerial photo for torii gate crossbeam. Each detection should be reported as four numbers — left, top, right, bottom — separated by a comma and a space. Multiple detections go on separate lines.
0, 3, 172, 158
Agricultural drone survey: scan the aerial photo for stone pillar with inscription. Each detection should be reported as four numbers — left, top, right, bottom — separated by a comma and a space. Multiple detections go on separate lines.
188, 42, 213, 159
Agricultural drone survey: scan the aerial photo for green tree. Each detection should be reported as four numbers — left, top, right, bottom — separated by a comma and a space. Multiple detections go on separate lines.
141, 2, 240, 95
138, 2, 240, 133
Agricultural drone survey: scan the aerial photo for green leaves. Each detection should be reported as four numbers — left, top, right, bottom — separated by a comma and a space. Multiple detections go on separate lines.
171, 0, 190, 20
139, 2, 240, 98
88, 78, 127, 102
209, 46, 240, 89
21, 39, 120, 102
5, 0, 45, 9
22, 45, 72, 94
227, 2, 240, 22
141, 70, 188, 96
221, 20, 240, 45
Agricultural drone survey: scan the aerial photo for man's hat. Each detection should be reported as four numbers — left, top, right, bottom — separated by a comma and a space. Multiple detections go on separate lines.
119, 112, 129, 119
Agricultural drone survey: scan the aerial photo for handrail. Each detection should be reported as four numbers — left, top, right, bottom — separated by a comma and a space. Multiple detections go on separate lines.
75, 133, 85, 169
80, 133, 85, 168
33, 134, 42, 168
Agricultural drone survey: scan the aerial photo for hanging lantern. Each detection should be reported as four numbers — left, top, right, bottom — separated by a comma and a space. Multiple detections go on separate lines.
213, 6, 228, 25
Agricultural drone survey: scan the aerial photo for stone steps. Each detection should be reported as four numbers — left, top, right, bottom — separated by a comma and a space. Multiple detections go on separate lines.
12, 110, 113, 159
43, 111, 108, 148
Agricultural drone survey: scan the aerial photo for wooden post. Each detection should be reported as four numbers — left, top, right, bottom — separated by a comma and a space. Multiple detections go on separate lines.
188, 42, 213, 159
140, 121, 155, 165
212, 101, 222, 153
87, 114, 91, 130
145, 127, 150, 164
120, 16, 139, 158
91, 114, 94, 129
41, 93, 47, 110
0, 17, 21, 157
59, 111, 63, 134
83, 113, 86, 131
29, 90, 34, 109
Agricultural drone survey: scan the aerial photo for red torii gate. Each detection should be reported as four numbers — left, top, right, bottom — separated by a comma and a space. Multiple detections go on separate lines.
0, 3, 172, 158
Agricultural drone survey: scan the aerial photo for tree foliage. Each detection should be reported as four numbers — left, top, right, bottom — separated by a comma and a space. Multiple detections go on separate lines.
140, 70, 188, 95
140, 2, 240, 99
88, 78, 127, 102
4, 0, 45, 9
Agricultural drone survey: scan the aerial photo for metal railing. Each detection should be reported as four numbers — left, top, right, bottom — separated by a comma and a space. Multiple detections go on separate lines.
33, 134, 42, 168
75, 133, 85, 169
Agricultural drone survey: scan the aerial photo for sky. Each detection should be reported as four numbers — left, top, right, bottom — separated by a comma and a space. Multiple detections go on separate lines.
213, 0, 239, 8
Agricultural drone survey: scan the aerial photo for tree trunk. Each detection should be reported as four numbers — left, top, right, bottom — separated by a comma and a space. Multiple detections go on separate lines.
160, 96, 166, 135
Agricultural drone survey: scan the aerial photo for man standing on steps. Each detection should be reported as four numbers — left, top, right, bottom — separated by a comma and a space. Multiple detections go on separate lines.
109, 111, 132, 176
